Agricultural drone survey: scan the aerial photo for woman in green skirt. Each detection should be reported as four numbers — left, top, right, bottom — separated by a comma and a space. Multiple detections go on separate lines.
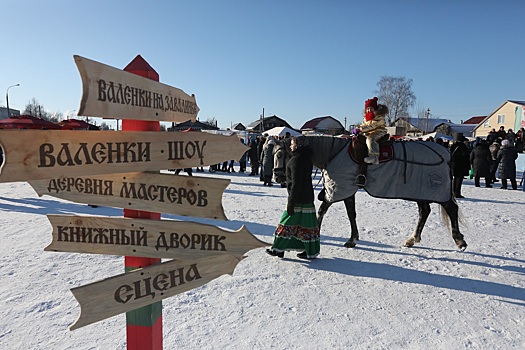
266, 135, 320, 260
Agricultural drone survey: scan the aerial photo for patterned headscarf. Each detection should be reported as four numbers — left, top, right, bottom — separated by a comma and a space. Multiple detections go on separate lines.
293, 135, 308, 148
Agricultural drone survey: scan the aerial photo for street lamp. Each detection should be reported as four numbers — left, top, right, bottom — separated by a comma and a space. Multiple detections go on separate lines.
6, 84, 20, 118
67, 110, 76, 120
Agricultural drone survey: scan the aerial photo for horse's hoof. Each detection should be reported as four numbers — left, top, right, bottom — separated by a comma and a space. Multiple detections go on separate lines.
344, 240, 357, 248
404, 238, 415, 247
456, 240, 467, 251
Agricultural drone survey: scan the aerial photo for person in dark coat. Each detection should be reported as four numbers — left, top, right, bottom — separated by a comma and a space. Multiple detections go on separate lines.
238, 139, 247, 173
470, 139, 492, 187
489, 138, 502, 183
496, 126, 506, 140
257, 135, 267, 181
261, 138, 275, 186
486, 128, 497, 145
266, 136, 320, 260
450, 133, 471, 198
496, 139, 518, 190
248, 138, 259, 176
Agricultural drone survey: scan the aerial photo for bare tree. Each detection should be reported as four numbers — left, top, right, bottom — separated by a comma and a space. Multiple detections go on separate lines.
374, 76, 416, 126
202, 117, 217, 128
99, 122, 113, 130
23, 98, 52, 120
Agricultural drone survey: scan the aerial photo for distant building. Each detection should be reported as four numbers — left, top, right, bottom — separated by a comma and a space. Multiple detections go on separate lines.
393, 117, 451, 136
0, 106, 21, 119
231, 123, 246, 131
300, 116, 345, 135
58, 118, 100, 130
434, 122, 477, 137
167, 119, 219, 131
246, 115, 292, 133
462, 116, 486, 125
472, 100, 525, 138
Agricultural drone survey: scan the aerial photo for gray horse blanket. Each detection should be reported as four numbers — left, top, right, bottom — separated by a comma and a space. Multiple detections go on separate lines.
322, 141, 453, 203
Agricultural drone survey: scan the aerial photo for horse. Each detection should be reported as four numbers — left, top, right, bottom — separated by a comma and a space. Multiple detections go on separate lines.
274, 135, 468, 251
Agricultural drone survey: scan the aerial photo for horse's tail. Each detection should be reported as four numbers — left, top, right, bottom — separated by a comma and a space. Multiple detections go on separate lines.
439, 196, 467, 232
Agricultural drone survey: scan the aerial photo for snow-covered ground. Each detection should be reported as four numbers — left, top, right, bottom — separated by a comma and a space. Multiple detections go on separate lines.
0, 169, 524, 349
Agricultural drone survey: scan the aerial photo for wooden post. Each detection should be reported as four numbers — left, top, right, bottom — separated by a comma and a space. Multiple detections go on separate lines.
122, 55, 163, 350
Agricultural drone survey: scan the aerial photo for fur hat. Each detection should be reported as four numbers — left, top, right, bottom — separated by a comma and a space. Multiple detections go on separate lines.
365, 97, 378, 111
364, 97, 381, 122
501, 139, 510, 147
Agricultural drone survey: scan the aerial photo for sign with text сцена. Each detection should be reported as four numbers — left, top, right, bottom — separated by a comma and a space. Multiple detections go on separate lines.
0, 129, 248, 183
30, 172, 230, 220
75, 55, 199, 122
70, 254, 240, 330
45, 215, 269, 260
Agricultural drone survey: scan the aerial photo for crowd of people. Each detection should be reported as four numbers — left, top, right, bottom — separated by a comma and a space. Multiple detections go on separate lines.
169, 122, 523, 261
429, 126, 524, 196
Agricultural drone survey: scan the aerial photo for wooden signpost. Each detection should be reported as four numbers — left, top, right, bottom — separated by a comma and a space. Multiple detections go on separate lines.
70, 254, 240, 330
75, 55, 199, 122
0, 55, 268, 350
30, 172, 231, 220
45, 215, 268, 260
0, 129, 248, 183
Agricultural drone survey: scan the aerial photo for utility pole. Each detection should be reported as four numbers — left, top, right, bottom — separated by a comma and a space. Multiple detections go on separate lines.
425, 108, 430, 134
260, 107, 264, 133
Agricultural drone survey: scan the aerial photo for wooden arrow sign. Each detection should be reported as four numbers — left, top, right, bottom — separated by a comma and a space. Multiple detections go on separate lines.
29, 172, 230, 220
45, 215, 269, 260
0, 130, 248, 183
75, 55, 199, 121
70, 254, 240, 329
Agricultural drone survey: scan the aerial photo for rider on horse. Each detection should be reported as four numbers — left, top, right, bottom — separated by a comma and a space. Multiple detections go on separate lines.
360, 97, 389, 165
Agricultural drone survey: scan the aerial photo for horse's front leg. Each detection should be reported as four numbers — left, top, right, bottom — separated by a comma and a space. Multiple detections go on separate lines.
404, 201, 431, 247
317, 199, 332, 231
441, 199, 468, 250
343, 195, 359, 248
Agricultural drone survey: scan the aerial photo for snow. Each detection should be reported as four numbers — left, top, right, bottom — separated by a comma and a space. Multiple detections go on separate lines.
0, 170, 524, 349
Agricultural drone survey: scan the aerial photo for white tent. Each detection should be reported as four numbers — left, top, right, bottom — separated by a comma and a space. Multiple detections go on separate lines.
265, 126, 301, 137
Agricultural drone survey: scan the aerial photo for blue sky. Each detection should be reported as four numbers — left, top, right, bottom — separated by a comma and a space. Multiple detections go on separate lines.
2, 0, 524, 129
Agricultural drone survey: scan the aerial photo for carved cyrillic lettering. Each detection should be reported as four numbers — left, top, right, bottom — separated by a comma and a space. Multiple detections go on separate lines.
98, 79, 107, 102
214, 235, 227, 251
133, 277, 155, 300
155, 232, 169, 251
153, 273, 169, 291
197, 190, 208, 207
114, 284, 133, 303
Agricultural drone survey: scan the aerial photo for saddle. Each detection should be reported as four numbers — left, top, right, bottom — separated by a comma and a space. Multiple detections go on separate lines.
347, 134, 394, 187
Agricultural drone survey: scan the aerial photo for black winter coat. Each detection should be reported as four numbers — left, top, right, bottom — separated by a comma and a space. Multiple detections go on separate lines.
496, 145, 518, 180
450, 142, 471, 177
248, 142, 258, 164
469, 142, 491, 177
286, 146, 314, 208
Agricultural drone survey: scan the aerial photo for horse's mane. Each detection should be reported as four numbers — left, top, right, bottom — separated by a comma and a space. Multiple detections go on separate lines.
305, 135, 350, 169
